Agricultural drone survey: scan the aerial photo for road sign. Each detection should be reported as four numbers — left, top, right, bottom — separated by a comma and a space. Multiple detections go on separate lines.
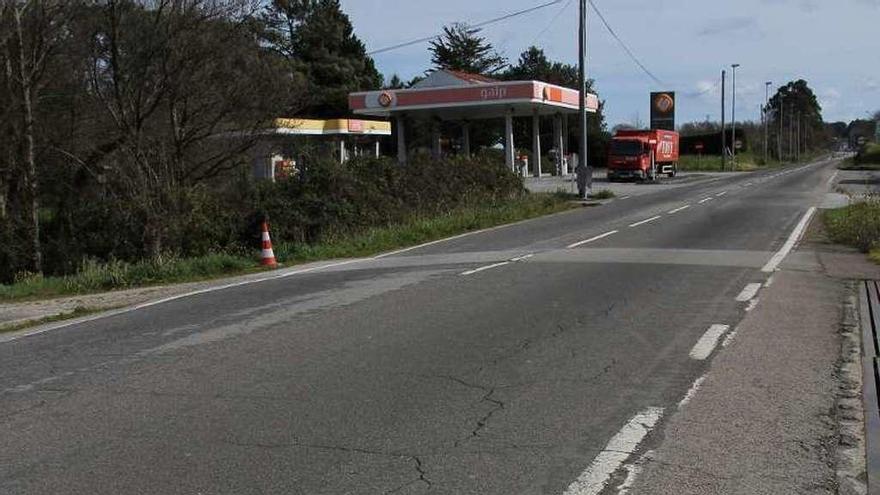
735, 140, 743, 150
695, 143, 704, 151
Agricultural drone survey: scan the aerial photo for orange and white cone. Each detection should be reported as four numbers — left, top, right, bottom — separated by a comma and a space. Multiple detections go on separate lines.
260, 221, 278, 268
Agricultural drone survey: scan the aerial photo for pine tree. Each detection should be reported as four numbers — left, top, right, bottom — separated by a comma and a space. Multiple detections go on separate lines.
262, 0, 383, 116
429, 23, 507, 76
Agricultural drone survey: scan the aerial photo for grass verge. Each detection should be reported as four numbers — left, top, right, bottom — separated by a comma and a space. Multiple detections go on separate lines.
0, 193, 574, 302
0, 306, 110, 334
822, 198, 880, 254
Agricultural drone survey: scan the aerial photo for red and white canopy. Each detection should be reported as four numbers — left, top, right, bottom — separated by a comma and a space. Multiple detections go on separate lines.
349, 69, 599, 120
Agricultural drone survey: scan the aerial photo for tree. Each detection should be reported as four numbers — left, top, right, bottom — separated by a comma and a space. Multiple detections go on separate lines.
262, 0, 382, 116
429, 23, 507, 75
502, 46, 609, 167
0, 0, 76, 274
767, 79, 825, 158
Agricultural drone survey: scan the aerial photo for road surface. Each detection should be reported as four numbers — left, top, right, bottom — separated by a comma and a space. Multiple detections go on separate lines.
0, 159, 840, 494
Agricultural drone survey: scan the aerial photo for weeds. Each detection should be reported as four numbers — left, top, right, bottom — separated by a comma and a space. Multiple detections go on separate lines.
823, 197, 880, 253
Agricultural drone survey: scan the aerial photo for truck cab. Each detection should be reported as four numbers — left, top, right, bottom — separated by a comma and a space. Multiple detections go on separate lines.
607, 129, 680, 182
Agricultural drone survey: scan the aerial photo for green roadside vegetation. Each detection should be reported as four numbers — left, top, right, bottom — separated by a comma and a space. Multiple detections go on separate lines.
840, 143, 880, 170
676, 150, 830, 173
823, 197, 880, 261
0, 191, 574, 302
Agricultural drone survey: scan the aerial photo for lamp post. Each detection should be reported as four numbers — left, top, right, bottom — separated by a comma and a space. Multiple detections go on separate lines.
731, 64, 740, 163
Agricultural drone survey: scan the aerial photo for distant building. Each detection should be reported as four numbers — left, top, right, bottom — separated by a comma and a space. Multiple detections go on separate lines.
250, 118, 391, 181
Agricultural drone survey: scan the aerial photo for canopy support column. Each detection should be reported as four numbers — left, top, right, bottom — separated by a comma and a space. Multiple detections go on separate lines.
462, 122, 471, 157
396, 116, 407, 165
375, 139, 380, 158
339, 138, 346, 164
554, 114, 564, 176
532, 110, 542, 177
504, 111, 515, 171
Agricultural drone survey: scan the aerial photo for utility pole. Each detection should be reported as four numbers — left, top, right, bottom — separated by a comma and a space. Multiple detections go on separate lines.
778, 97, 784, 162
731, 64, 740, 163
576, 0, 590, 199
789, 105, 794, 162
764, 82, 771, 163
721, 69, 726, 171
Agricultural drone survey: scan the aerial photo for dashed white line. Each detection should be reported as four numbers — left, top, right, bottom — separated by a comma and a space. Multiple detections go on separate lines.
677, 375, 707, 409
460, 262, 510, 276
628, 216, 662, 228
735, 283, 763, 302
618, 196, 631, 200
567, 230, 619, 248
745, 298, 760, 312
667, 204, 691, 214
744, 182, 753, 187
689, 324, 731, 360
509, 254, 534, 262
761, 207, 817, 273
562, 407, 665, 495
698, 197, 714, 204
721, 329, 738, 348
716, 191, 728, 197
827, 170, 839, 188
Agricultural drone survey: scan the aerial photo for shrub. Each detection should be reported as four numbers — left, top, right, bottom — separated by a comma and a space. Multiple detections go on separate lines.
823, 197, 880, 252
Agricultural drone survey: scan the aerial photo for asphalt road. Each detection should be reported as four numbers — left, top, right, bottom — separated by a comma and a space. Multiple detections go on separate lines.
0, 159, 839, 494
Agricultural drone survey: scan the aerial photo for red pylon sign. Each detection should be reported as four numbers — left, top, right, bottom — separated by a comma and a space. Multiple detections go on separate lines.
260, 221, 277, 268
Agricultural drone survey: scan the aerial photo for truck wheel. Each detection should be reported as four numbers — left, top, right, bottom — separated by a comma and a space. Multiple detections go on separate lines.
668, 165, 678, 178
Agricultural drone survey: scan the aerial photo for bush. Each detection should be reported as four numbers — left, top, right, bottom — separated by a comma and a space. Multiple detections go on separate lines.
823, 198, 880, 252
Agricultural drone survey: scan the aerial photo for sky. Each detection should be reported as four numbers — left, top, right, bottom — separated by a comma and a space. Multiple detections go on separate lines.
341, 0, 880, 127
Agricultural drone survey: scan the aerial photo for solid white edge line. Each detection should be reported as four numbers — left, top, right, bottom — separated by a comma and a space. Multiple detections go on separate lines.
698, 197, 714, 204
460, 261, 510, 276
667, 205, 691, 214
735, 283, 763, 302
628, 216, 662, 228
562, 407, 665, 495
761, 207, 817, 273
689, 324, 731, 360
567, 230, 619, 249
509, 253, 535, 262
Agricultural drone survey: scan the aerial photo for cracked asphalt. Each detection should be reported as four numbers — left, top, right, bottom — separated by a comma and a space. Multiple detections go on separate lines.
0, 159, 841, 494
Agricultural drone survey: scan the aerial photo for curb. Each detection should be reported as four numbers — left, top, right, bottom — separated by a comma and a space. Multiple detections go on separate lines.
839, 281, 868, 494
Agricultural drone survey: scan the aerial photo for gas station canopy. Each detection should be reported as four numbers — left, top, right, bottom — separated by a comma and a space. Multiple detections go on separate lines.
349, 70, 598, 173
349, 69, 599, 120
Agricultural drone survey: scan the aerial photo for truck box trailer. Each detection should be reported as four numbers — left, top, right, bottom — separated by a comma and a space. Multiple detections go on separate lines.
607, 129, 680, 181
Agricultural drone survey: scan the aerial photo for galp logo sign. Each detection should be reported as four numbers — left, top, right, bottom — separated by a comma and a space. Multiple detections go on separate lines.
654, 93, 675, 114
480, 86, 508, 100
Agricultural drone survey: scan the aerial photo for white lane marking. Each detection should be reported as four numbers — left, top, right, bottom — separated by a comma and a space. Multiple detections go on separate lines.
689, 324, 731, 360
628, 216, 662, 228
698, 197, 714, 204
735, 283, 762, 302
826, 170, 839, 188
721, 329, 738, 347
667, 204, 691, 214
617, 451, 653, 495
677, 375, 707, 409
744, 182, 753, 186
764, 275, 775, 288
618, 196, 631, 200
761, 207, 817, 273
562, 407, 665, 495
716, 191, 728, 197
567, 230, 619, 249
745, 298, 760, 312
510, 253, 535, 262
460, 262, 510, 276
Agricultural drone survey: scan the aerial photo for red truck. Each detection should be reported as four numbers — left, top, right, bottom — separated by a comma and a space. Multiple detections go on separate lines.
607, 129, 680, 181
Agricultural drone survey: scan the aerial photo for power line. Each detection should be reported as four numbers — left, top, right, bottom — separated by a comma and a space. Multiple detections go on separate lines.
587, 0, 664, 86
368, 0, 563, 55
531, 0, 574, 46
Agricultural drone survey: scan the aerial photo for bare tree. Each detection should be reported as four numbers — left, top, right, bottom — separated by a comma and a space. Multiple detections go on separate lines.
0, 0, 73, 273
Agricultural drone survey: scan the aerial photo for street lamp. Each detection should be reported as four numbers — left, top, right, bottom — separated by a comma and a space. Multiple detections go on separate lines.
764, 81, 772, 163
731, 64, 740, 162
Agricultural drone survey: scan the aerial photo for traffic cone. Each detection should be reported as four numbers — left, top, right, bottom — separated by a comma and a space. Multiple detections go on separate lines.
260, 221, 278, 268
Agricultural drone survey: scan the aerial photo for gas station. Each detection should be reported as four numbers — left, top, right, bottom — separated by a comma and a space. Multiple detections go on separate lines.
349, 69, 599, 176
